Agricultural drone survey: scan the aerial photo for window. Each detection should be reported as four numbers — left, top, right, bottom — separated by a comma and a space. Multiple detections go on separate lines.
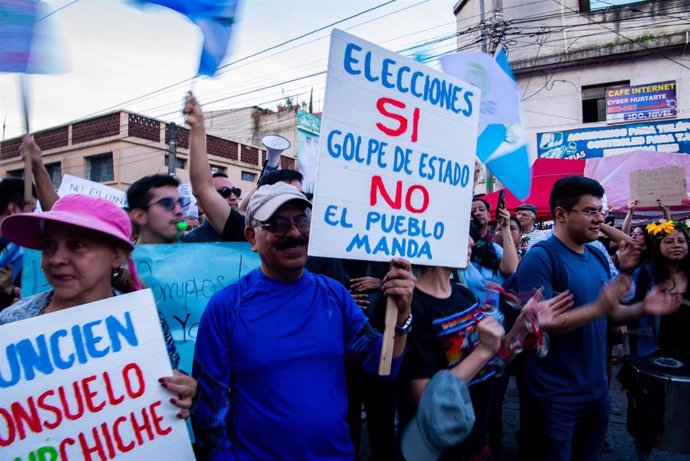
210, 164, 226, 175
164, 154, 187, 170
580, 0, 641, 12
86, 153, 114, 182
8, 163, 61, 188
45, 162, 62, 189
241, 171, 257, 182
581, 81, 628, 123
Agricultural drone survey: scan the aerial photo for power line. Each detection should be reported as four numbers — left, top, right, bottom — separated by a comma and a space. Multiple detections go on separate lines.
38, 0, 80, 21
547, 0, 690, 71
75, 0, 399, 121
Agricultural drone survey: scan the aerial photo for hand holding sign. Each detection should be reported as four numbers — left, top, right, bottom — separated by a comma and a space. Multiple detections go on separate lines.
160, 370, 198, 419
378, 258, 415, 375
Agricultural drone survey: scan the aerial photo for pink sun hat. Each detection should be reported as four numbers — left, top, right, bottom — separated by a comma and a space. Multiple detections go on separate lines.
1, 194, 134, 251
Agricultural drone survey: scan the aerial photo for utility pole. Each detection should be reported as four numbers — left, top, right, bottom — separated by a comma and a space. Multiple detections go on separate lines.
479, 0, 488, 53
481, 2, 508, 194
168, 122, 178, 177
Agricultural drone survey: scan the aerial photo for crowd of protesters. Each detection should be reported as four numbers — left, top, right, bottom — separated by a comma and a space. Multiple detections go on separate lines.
0, 93, 688, 461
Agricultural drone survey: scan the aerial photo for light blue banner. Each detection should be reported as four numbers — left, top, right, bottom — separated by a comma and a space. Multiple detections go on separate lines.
22, 242, 261, 373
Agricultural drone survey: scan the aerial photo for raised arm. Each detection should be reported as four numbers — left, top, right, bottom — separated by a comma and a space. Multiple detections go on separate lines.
184, 94, 232, 235
20, 136, 59, 210
497, 207, 519, 275
600, 222, 630, 244
621, 200, 637, 235
657, 199, 671, 221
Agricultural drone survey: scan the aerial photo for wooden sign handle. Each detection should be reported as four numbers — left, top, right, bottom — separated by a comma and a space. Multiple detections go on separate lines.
378, 296, 398, 376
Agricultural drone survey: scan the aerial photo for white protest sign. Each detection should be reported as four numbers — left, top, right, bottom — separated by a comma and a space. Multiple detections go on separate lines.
178, 183, 199, 218
0, 289, 195, 460
57, 174, 127, 208
309, 29, 480, 267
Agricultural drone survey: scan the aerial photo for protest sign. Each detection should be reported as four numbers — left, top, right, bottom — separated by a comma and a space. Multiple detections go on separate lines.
57, 174, 127, 208
630, 166, 687, 207
309, 29, 480, 268
178, 183, 199, 218
0, 289, 194, 459
21, 243, 261, 373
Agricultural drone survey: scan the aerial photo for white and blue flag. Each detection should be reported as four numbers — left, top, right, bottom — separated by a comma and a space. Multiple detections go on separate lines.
441, 46, 531, 199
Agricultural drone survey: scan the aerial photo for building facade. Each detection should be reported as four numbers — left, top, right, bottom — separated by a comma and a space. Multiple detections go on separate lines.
453, 0, 690, 190
204, 105, 321, 165
0, 111, 296, 193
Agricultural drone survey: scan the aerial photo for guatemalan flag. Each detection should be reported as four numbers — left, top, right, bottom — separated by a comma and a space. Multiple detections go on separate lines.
133, 0, 240, 76
0, 0, 70, 74
440, 46, 531, 200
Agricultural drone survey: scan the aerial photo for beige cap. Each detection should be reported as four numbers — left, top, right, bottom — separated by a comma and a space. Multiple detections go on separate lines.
245, 182, 311, 227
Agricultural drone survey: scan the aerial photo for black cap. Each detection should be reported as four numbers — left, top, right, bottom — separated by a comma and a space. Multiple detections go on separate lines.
515, 204, 537, 215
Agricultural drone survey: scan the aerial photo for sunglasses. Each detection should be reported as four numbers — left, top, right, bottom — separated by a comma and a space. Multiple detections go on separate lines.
217, 187, 241, 199
147, 197, 190, 212
255, 215, 311, 235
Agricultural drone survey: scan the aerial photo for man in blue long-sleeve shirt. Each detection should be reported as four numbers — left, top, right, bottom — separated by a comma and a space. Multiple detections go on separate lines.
191, 182, 415, 460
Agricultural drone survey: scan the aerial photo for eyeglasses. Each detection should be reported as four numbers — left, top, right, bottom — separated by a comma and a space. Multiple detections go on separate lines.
568, 208, 605, 220
661, 238, 687, 246
217, 187, 241, 199
147, 197, 189, 212
255, 215, 311, 235
630, 232, 644, 239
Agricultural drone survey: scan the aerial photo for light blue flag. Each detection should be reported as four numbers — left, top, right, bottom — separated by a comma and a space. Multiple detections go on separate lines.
0, 0, 70, 74
440, 47, 531, 200
134, 0, 239, 76
0, 0, 36, 73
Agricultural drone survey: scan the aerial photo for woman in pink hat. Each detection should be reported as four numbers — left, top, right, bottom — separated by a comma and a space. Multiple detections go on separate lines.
0, 194, 196, 418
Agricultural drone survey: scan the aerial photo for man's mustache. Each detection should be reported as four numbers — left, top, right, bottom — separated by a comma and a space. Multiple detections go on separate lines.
274, 237, 308, 250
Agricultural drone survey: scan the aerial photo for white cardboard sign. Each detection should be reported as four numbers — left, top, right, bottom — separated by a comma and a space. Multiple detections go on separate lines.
57, 174, 127, 208
308, 29, 480, 267
630, 166, 687, 207
0, 289, 195, 459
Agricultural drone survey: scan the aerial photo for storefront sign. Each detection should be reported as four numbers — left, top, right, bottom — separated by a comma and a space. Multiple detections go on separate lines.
537, 119, 690, 159
606, 81, 677, 123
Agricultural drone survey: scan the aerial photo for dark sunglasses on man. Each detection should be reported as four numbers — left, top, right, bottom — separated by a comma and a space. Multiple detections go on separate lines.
217, 187, 241, 199
147, 197, 191, 212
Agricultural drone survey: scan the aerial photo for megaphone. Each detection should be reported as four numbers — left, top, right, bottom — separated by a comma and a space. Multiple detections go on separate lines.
261, 134, 291, 157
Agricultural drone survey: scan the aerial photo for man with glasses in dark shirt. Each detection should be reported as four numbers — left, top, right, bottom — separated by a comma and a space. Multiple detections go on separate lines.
127, 174, 187, 244
181, 95, 248, 243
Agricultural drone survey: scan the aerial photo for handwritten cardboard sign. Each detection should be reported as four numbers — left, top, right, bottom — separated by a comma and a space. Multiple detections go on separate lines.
630, 166, 687, 207
0, 289, 194, 459
21, 243, 262, 373
308, 29, 480, 267
57, 174, 127, 208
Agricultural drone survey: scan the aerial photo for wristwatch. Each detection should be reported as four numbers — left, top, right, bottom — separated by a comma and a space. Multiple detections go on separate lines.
395, 312, 413, 335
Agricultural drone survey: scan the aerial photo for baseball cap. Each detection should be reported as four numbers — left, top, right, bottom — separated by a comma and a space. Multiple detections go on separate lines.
2, 194, 134, 251
245, 182, 311, 227
515, 204, 537, 215
401, 370, 475, 461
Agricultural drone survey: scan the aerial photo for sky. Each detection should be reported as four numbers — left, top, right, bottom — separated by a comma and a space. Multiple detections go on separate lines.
1, 0, 461, 140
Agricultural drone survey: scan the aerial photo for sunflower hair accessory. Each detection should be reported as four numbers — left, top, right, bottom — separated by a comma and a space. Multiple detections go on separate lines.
646, 220, 689, 240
